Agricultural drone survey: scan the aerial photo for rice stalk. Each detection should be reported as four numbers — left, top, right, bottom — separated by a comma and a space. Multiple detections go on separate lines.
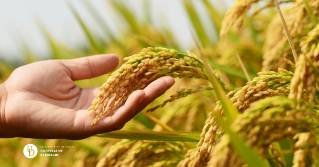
146, 86, 214, 113
289, 23, 319, 103
236, 50, 251, 81
220, 0, 260, 37
208, 96, 319, 167
7, 0, 319, 166
178, 68, 293, 166
292, 133, 318, 167
199, 68, 292, 150
141, 111, 175, 131
95, 140, 136, 167
89, 47, 208, 125
273, 0, 299, 63
251, 0, 295, 17
96, 140, 187, 167
262, 0, 319, 71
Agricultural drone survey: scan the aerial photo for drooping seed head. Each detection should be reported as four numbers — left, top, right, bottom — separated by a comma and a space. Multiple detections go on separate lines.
89, 47, 209, 125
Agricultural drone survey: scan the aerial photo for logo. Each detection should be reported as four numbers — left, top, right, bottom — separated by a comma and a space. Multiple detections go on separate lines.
23, 144, 38, 158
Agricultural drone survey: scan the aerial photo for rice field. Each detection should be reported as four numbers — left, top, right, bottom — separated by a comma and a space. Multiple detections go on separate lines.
1, 0, 319, 166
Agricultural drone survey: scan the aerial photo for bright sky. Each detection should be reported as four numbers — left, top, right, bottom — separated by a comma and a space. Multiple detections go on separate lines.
0, 0, 232, 62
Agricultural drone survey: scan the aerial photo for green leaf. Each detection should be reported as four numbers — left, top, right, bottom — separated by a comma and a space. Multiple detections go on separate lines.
133, 34, 174, 49
202, 0, 223, 38
22, 46, 38, 64
141, 111, 174, 131
183, 0, 211, 47
214, 113, 269, 167
73, 140, 102, 155
279, 139, 294, 167
143, 0, 151, 23
208, 59, 257, 80
0, 61, 14, 81
37, 21, 65, 59
96, 130, 203, 142
82, 1, 130, 56
108, 0, 150, 47
109, 0, 139, 34
68, 3, 104, 54
134, 112, 155, 129
192, 35, 239, 123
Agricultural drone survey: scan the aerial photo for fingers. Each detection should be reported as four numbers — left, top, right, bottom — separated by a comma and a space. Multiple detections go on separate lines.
85, 90, 145, 135
61, 54, 119, 80
73, 76, 175, 138
138, 76, 175, 111
106, 76, 175, 130
109, 90, 145, 130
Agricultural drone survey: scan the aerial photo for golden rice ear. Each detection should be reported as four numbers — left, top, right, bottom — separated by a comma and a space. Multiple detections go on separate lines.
180, 69, 293, 166
220, 0, 261, 37
97, 140, 187, 167
89, 47, 209, 125
208, 97, 319, 167
289, 24, 319, 103
89, 1, 319, 166
273, 0, 298, 63
146, 86, 214, 113
262, 0, 319, 72
292, 133, 318, 167
96, 140, 136, 167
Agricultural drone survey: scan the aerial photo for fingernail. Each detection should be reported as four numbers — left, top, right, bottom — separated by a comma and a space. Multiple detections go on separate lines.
163, 76, 175, 85
163, 77, 175, 89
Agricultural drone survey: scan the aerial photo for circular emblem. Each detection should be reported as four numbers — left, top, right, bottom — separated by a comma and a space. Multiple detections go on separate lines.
23, 144, 38, 158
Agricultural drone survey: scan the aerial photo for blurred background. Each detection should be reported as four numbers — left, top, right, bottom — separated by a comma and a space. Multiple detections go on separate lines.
0, 0, 233, 63
0, 0, 272, 166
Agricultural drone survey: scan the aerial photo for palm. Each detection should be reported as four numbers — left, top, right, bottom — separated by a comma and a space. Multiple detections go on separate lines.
0, 55, 174, 139
3, 60, 91, 138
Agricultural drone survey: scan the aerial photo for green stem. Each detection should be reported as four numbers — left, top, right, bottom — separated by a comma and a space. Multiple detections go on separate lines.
236, 50, 251, 81
190, 29, 238, 124
142, 111, 174, 131
75, 140, 102, 155
273, 0, 299, 63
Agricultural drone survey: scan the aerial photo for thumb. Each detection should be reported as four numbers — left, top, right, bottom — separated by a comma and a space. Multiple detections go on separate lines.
61, 54, 119, 80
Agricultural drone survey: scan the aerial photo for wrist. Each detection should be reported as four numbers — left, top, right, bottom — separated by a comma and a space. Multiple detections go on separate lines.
0, 83, 8, 136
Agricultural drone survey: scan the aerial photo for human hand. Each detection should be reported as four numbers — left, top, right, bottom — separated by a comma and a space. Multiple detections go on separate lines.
0, 54, 174, 139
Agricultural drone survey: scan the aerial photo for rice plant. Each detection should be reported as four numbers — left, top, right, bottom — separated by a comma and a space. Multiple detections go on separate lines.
2, 0, 319, 166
